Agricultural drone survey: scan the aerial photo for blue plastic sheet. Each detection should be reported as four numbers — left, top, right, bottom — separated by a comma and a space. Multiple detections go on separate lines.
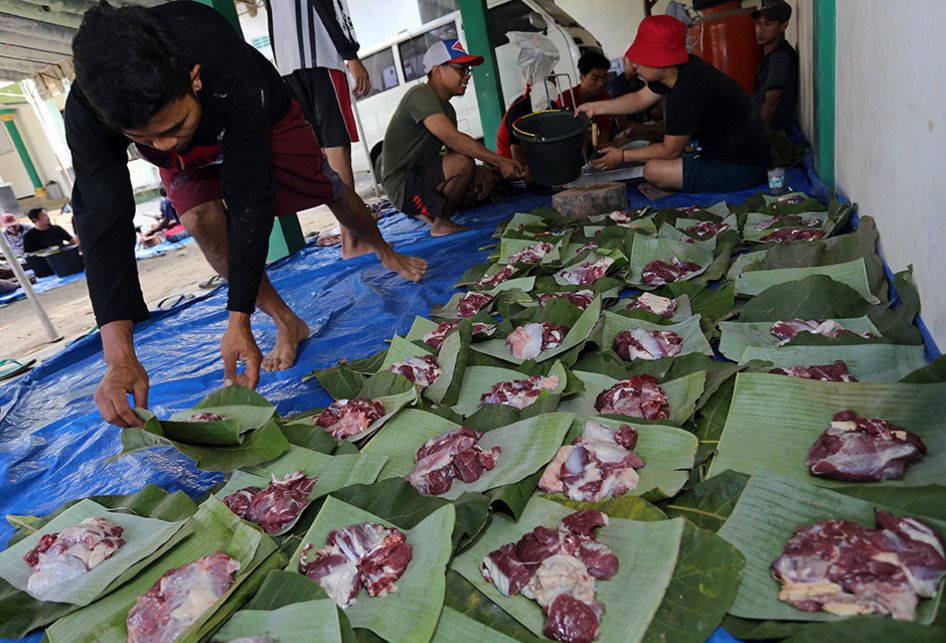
0, 271, 86, 306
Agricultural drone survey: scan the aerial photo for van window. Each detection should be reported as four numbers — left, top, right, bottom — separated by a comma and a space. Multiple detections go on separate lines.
418, 0, 458, 23
486, 0, 542, 48
357, 48, 399, 101
398, 23, 459, 83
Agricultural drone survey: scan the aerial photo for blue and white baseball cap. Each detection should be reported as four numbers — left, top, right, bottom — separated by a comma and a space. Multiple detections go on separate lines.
422, 38, 484, 73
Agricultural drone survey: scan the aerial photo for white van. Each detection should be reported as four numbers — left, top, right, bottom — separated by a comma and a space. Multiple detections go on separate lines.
350, 0, 602, 176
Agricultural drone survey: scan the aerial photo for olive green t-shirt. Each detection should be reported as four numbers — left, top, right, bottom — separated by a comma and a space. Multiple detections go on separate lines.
381, 83, 457, 210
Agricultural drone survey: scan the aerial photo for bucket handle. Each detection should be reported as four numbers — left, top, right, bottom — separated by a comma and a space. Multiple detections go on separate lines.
511, 109, 567, 140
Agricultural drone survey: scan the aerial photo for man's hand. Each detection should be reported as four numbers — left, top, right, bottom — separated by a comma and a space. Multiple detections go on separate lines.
590, 147, 625, 171
95, 358, 149, 428
221, 312, 263, 389
575, 102, 599, 119
496, 157, 526, 181
347, 59, 371, 97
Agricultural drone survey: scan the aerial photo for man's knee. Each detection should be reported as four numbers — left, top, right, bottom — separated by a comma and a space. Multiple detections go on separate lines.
643, 160, 680, 188
642, 160, 660, 184
181, 201, 227, 251
442, 153, 475, 181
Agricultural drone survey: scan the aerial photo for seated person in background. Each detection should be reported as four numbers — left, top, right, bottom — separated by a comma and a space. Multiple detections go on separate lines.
556, 51, 613, 142
0, 265, 35, 292
496, 33, 561, 184
382, 39, 524, 236
143, 187, 180, 238
578, 16, 770, 199
607, 55, 664, 143
1, 212, 33, 258
750, 0, 798, 131
23, 208, 78, 253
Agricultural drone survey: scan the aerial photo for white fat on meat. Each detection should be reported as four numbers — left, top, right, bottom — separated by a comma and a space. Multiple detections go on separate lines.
506, 323, 546, 360
522, 554, 597, 609
632, 293, 676, 317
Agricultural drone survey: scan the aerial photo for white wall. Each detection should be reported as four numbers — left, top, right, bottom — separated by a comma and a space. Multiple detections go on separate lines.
0, 105, 58, 198
834, 0, 946, 348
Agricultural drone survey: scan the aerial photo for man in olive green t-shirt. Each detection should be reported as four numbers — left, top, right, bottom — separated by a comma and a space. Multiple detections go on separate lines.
382, 39, 524, 236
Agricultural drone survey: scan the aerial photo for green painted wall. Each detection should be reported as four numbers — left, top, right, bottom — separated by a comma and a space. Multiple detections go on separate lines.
812, 0, 836, 190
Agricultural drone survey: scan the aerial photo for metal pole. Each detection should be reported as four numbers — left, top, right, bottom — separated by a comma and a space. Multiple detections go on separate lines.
348, 90, 380, 197
0, 233, 62, 342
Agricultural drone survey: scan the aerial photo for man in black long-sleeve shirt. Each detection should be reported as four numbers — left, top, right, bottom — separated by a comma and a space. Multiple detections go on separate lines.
66, 1, 426, 427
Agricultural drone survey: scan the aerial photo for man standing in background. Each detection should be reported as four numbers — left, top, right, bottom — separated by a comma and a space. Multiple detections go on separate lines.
750, 0, 798, 131
267, 0, 374, 257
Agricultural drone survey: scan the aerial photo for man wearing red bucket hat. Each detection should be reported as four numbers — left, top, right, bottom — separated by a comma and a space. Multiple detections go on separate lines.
382, 39, 525, 236
578, 15, 770, 199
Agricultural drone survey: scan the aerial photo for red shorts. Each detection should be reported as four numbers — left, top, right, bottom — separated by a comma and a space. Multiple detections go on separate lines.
156, 99, 344, 217
283, 67, 359, 147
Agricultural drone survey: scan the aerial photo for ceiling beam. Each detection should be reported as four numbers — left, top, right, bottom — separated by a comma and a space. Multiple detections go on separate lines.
0, 43, 70, 65
0, 12, 77, 43
0, 2, 83, 29
0, 55, 48, 74
0, 32, 73, 57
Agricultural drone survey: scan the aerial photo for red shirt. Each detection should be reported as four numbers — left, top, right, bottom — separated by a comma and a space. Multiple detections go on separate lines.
556, 84, 612, 136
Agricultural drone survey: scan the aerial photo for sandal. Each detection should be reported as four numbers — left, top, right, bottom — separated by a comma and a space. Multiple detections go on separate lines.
0, 358, 36, 381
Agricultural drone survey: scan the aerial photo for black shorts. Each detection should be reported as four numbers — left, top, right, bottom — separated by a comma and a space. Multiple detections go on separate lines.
283, 67, 359, 148
402, 155, 447, 220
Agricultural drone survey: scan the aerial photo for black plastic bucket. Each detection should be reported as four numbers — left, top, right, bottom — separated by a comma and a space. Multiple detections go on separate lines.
43, 245, 84, 277
513, 110, 589, 186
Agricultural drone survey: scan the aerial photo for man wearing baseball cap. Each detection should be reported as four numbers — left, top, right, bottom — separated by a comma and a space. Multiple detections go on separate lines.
1, 212, 33, 259
577, 15, 770, 199
751, 0, 798, 131
382, 38, 525, 236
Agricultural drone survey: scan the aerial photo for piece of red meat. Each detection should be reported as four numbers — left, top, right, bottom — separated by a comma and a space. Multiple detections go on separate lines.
406, 427, 500, 496
544, 593, 601, 643
222, 471, 318, 534
478, 264, 517, 287
538, 290, 595, 310
594, 374, 670, 420
771, 319, 877, 344
457, 292, 492, 318
613, 328, 683, 361
640, 257, 702, 286
479, 374, 560, 409
313, 398, 385, 439
625, 293, 678, 318
508, 241, 555, 265
387, 353, 442, 388
189, 412, 226, 422
770, 360, 859, 382
505, 322, 568, 360
684, 220, 730, 239
762, 227, 826, 243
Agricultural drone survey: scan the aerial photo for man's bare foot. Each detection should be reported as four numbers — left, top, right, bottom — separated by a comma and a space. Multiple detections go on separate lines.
340, 227, 373, 259
380, 249, 427, 282
638, 182, 672, 200
261, 315, 310, 372
429, 218, 469, 237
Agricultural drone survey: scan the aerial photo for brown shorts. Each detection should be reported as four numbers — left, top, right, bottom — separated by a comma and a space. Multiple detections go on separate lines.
402, 155, 447, 219
157, 99, 345, 217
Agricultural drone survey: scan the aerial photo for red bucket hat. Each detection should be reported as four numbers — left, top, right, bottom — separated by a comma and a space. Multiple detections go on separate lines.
625, 15, 689, 68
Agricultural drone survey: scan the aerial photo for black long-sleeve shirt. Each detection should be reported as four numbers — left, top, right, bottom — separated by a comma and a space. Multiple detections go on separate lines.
65, 0, 291, 326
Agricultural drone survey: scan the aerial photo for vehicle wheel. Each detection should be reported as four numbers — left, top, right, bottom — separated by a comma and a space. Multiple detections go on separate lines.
372, 149, 384, 182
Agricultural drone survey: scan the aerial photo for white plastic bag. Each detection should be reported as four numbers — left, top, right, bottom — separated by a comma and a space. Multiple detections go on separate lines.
506, 31, 560, 111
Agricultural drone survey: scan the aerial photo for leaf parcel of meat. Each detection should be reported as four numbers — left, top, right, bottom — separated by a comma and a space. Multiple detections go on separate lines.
739, 343, 928, 382
717, 316, 881, 362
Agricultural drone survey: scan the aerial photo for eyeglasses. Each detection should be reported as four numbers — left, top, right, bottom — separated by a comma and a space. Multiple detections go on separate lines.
445, 63, 471, 77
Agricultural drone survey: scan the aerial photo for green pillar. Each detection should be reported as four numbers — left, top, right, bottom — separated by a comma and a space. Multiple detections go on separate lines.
197, 0, 305, 261
813, 0, 836, 190
0, 110, 43, 193
459, 0, 504, 152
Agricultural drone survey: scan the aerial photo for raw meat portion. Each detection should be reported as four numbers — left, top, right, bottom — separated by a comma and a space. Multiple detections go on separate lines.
23, 517, 125, 600
457, 292, 492, 318
762, 227, 826, 244
594, 374, 670, 420
771, 319, 877, 345
222, 471, 318, 534
640, 257, 702, 286
613, 328, 683, 361
607, 210, 638, 224
126, 552, 240, 643
313, 398, 385, 440
770, 360, 858, 382
625, 293, 678, 318
755, 214, 821, 231
557, 257, 615, 286
538, 290, 595, 310
506, 322, 568, 360
189, 412, 225, 422
387, 354, 442, 389
806, 410, 926, 482
684, 220, 730, 239
771, 510, 946, 620
406, 427, 501, 495
422, 321, 493, 349
478, 264, 517, 288
298, 523, 412, 608
575, 241, 599, 255
481, 510, 617, 643
539, 421, 645, 501
509, 241, 555, 265
479, 374, 560, 409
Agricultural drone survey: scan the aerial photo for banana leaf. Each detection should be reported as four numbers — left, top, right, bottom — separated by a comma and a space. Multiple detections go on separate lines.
215, 599, 348, 642
288, 497, 455, 643
657, 222, 720, 250
558, 369, 706, 427
718, 472, 946, 624
601, 311, 713, 360
494, 212, 548, 237
215, 446, 388, 534
552, 248, 629, 286
117, 411, 291, 472
0, 499, 189, 606
551, 416, 698, 499
718, 316, 881, 361
443, 570, 543, 642
901, 356, 946, 384
432, 278, 536, 317
161, 385, 278, 443
497, 236, 566, 265
627, 236, 714, 288
470, 296, 602, 366
660, 470, 750, 532
609, 293, 694, 323
664, 282, 737, 327
709, 372, 946, 487
381, 328, 467, 406
404, 315, 497, 343
45, 495, 279, 642
742, 211, 829, 242
361, 409, 573, 501
452, 496, 684, 643
451, 361, 570, 417
760, 192, 823, 210
431, 606, 520, 643
739, 343, 929, 382
736, 258, 880, 303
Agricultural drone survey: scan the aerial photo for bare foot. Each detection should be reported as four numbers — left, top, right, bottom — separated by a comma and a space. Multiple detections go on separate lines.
261, 315, 310, 372
638, 182, 672, 200
380, 250, 427, 282
429, 218, 469, 237
340, 227, 373, 259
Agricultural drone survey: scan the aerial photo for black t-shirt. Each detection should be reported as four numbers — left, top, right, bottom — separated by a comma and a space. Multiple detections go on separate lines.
503, 93, 533, 147
23, 225, 72, 254
607, 73, 651, 124
657, 55, 771, 167
751, 40, 799, 131
65, 0, 292, 326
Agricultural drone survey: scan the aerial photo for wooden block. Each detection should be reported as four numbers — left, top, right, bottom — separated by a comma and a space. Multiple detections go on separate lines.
551, 182, 627, 220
